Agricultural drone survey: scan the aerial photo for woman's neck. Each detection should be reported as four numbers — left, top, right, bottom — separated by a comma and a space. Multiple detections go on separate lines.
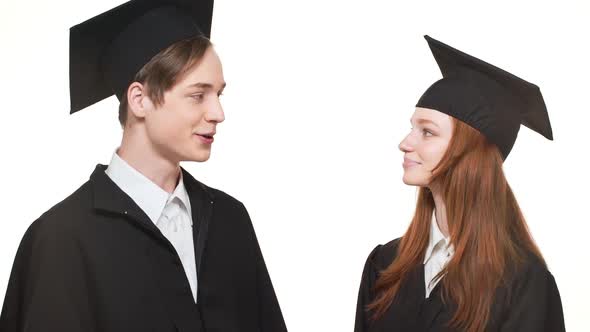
429, 185, 450, 238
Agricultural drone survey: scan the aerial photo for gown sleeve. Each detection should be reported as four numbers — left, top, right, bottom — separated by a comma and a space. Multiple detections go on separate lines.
0, 217, 97, 332
354, 245, 382, 332
240, 203, 288, 332
500, 261, 566, 332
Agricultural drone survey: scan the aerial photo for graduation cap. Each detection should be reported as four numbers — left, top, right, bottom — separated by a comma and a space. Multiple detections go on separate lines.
69, 0, 214, 114
416, 35, 552, 160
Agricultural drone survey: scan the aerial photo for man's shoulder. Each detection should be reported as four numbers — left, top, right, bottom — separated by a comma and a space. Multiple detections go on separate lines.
46, 180, 93, 218
199, 183, 249, 215
208, 185, 242, 205
17, 180, 93, 254
29, 180, 93, 234
183, 171, 245, 209
181, 167, 243, 205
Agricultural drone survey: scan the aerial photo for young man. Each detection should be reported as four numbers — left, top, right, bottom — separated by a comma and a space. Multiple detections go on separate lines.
0, 0, 287, 331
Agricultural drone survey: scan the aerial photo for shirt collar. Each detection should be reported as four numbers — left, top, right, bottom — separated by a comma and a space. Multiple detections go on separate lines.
105, 150, 191, 225
168, 171, 192, 223
423, 210, 453, 264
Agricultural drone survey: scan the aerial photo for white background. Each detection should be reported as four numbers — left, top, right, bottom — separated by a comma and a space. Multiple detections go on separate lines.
0, 0, 588, 331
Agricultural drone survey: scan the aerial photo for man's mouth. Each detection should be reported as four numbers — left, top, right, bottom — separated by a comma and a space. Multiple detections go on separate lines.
194, 132, 215, 144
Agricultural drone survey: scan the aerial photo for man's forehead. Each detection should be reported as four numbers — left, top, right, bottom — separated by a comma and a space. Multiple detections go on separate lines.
184, 82, 227, 90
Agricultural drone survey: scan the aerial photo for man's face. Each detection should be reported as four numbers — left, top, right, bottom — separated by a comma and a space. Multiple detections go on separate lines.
143, 46, 226, 163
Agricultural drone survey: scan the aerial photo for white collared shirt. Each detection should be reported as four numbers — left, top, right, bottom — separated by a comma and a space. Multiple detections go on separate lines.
105, 151, 198, 303
423, 211, 454, 298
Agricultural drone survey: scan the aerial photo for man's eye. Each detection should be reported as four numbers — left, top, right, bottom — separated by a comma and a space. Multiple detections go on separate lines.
191, 94, 204, 102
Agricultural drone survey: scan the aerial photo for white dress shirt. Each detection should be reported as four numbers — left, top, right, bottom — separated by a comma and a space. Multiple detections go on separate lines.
423, 211, 454, 298
105, 151, 198, 303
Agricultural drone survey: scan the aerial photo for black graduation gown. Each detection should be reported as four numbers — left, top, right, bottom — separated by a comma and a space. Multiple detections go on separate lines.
354, 238, 566, 332
0, 164, 287, 332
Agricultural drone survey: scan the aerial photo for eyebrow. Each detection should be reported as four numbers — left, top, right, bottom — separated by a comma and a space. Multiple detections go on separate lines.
411, 118, 440, 128
187, 82, 227, 90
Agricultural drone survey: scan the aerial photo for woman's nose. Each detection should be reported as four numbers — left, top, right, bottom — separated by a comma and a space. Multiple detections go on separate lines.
398, 134, 414, 153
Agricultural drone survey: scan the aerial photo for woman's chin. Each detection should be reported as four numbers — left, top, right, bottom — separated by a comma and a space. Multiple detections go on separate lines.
402, 175, 428, 187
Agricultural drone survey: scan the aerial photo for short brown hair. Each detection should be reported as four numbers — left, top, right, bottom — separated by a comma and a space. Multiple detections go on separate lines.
118, 35, 212, 127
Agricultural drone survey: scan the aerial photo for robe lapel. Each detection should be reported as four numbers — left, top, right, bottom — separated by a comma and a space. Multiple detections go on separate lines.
420, 265, 446, 330
145, 241, 204, 331
181, 167, 215, 280
392, 264, 446, 330
384, 264, 427, 330
90, 164, 166, 243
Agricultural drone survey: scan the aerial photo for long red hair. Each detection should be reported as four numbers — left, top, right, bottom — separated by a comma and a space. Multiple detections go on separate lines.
368, 118, 545, 331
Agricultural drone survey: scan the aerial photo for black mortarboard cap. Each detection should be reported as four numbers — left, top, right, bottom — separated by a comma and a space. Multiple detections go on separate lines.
69, 0, 214, 114
416, 35, 552, 160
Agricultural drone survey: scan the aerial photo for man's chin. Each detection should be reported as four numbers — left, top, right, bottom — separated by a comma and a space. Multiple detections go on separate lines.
185, 150, 211, 163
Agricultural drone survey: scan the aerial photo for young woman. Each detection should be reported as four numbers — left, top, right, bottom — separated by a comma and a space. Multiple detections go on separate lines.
354, 36, 565, 332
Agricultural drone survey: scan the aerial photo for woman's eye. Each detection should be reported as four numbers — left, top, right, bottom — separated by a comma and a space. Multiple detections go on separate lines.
422, 129, 433, 137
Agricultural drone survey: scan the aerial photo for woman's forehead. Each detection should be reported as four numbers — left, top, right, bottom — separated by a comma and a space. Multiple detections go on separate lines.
412, 107, 452, 124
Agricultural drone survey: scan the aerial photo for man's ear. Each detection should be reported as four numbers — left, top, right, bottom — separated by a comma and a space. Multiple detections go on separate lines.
127, 82, 150, 120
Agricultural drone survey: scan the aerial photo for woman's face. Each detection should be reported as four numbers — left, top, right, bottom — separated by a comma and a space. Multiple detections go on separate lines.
398, 107, 454, 187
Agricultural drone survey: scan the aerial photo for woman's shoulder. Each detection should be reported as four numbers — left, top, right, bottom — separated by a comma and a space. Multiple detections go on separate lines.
509, 251, 556, 288
364, 237, 402, 271
506, 250, 552, 283
496, 250, 561, 309
493, 251, 565, 330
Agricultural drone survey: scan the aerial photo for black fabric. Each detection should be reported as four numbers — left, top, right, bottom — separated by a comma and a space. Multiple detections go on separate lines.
69, 0, 214, 114
0, 164, 287, 332
354, 238, 566, 332
416, 35, 553, 160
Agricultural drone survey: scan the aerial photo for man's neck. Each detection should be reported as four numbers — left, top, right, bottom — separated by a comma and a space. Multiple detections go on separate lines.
116, 141, 180, 194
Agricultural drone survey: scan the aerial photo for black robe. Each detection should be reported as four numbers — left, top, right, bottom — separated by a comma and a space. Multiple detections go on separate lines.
355, 238, 565, 332
0, 164, 287, 332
